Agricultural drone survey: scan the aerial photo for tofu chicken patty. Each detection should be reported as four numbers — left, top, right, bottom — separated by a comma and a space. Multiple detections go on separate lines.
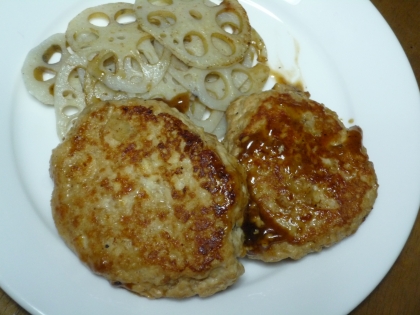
50, 99, 248, 298
223, 84, 378, 262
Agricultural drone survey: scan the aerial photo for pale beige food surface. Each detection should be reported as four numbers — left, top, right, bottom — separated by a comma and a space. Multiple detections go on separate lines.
21, 33, 71, 106
22, 1, 268, 140
66, 2, 171, 94
54, 54, 88, 140
50, 98, 249, 298
168, 28, 270, 112
223, 83, 379, 262
135, 0, 252, 69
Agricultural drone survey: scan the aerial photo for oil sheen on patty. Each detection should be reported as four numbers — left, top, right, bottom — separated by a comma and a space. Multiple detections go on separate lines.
223, 84, 378, 262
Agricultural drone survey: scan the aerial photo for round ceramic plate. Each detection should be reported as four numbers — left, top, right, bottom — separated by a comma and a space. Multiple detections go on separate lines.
1, 0, 420, 314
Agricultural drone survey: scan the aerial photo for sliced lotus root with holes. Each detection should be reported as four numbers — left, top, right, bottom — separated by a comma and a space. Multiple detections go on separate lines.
169, 57, 269, 111
84, 71, 137, 105
83, 70, 224, 137
22, 33, 71, 105
186, 100, 225, 135
54, 54, 88, 140
135, 0, 252, 69
142, 72, 190, 106
84, 69, 189, 108
150, 85, 227, 137
242, 28, 268, 67
168, 55, 269, 111
168, 27, 269, 111
66, 3, 170, 94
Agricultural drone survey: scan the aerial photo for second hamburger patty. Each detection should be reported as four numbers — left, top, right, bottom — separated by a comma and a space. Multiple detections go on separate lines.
223, 84, 378, 262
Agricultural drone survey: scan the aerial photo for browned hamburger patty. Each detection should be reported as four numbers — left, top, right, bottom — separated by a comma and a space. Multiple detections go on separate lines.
223, 84, 378, 262
50, 98, 248, 298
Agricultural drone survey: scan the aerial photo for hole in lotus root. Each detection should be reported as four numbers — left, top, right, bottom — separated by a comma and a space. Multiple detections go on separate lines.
62, 105, 80, 117
147, 11, 176, 27
211, 33, 235, 56
66, 44, 75, 55
216, 10, 242, 35
205, 72, 227, 100
201, 107, 211, 120
115, 9, 137, 24
148, 0, 173, 6
68, 67, 85, 91
62, 90, 76, 100
74, 32, 99, 49
132, 57, 143, 72
232, 69, 252, 93
88, 12, 110, 27
127, 57, 143, 79
189, 10, 202, 20
49, 84, 55, 96
220, 24, 234, 35
102, 54, 117, 73
183, 32, 207, 57
153, 40, 165, 58
34, 67, 56, 82
42, 45, 63, 64
138, 36, 164, 65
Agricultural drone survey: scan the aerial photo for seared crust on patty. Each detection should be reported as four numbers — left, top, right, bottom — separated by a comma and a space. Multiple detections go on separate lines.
223, 84, 378, 262
50, 99, 248, 298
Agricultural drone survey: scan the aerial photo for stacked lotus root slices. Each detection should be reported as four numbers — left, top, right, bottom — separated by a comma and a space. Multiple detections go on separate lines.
22, 0, 270, 140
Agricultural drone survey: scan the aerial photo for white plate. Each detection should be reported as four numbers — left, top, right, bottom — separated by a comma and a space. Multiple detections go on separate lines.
1, 0, 420, 314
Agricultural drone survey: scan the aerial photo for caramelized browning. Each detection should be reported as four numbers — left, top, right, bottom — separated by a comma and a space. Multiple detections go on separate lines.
50, 99, 247, 297
224, 84, 378, 261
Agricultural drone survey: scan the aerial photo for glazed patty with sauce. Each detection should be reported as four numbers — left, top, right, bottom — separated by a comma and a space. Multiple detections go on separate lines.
50, 98, 248, 298
223, 84, 378, 262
